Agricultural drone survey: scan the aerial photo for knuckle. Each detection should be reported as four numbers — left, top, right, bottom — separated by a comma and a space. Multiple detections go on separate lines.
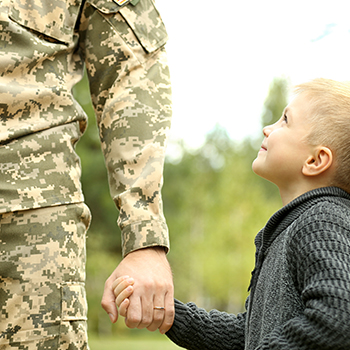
163, 318, 174, 328
147, 324, 158, 332
142, 279, 154, 291
104, 278, 111, 288
140, 315, 152, 328
167, 308, 175, 319
153, 313, 164, 323
100, 298, 108, 310
125, 315, 139, 328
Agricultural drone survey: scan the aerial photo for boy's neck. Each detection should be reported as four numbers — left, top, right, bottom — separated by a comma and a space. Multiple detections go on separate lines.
279, 181, 331, 206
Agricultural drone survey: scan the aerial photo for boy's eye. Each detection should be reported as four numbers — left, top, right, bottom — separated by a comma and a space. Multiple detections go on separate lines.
283, 114, 288, 123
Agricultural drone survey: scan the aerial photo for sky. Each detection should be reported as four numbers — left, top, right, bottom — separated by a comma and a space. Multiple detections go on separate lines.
156, 0, 350, 151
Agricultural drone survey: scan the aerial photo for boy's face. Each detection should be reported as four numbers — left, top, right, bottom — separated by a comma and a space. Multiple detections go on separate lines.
252, 93, 315, 188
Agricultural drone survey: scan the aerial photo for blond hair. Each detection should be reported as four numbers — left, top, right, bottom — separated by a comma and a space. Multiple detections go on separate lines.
293, 78, 350, 193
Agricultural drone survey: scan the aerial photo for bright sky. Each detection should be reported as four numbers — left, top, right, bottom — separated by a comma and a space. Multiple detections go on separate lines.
156, 0, 350, 150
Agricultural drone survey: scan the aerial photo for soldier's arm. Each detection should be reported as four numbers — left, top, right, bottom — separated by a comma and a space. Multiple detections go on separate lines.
78, 0, 174, 332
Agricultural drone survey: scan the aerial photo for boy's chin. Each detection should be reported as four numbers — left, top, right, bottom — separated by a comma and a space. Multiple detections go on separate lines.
251, 158, 262, 176
252, 162, 274, 183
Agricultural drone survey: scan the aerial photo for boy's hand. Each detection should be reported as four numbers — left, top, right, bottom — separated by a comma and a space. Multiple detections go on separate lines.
112, 276, 135, 317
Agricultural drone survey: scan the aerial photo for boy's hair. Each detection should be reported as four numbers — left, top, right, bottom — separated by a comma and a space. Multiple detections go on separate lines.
293, 78, 350, 194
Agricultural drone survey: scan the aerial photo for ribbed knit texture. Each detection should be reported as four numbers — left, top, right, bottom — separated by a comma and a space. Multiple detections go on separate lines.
166, 299, 246, 350
166, 187, 350, 350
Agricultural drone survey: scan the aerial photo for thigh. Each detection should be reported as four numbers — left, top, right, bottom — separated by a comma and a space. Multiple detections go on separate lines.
0, 203, 91, 350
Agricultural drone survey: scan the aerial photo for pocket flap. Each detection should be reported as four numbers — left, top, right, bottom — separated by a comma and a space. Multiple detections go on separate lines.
8, 0, 81, 43
88, 0, 131, 14
88, 0, 167, 53
119, 0, 168, 53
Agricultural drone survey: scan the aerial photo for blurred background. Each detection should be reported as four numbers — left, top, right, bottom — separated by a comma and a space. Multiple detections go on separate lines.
72, 0, 350, 348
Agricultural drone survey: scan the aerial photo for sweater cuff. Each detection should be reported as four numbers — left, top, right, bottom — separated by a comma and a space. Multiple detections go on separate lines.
166, 299, 193, 347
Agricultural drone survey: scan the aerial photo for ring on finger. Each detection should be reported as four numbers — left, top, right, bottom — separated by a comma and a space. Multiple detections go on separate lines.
153, 306, 165, 310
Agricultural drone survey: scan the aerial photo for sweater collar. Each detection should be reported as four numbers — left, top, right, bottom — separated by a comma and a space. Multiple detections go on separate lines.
248, 186, 350, 292
256, 186, 350, 256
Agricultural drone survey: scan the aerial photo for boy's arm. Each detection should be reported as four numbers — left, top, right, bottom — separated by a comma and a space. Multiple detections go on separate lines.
166, 299, 246, 350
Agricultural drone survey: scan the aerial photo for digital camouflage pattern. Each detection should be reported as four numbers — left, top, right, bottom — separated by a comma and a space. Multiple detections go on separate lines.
0, 0, 172, 255
0, 0, 171, 348
0, 204, 91, 349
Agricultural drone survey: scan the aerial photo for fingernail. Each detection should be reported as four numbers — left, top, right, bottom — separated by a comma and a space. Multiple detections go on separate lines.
109, 313, 115, 323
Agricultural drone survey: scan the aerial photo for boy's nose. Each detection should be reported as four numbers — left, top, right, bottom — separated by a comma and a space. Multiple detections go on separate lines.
263, 126, 271, 137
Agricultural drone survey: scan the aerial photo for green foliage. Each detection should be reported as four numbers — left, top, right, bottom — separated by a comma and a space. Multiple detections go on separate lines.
73, 71, 288, 335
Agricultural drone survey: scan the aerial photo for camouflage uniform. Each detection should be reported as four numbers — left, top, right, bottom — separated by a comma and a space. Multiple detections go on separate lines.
0, 0, 172, 347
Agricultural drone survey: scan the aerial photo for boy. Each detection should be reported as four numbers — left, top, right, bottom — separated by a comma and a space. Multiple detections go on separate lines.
113, 78, 350, 349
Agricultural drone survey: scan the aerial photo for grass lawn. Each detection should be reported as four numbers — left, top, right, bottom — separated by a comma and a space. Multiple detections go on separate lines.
89, 335, 182, 350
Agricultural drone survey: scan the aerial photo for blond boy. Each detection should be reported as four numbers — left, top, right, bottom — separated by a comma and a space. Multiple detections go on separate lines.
114, 79, 350, 349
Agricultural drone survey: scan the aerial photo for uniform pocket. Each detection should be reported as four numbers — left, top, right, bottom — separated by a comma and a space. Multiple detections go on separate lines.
59, 282, 88, 348
119, 0, 168, 53
8, 0, 81, 44
61, 282, 88, 322
89, 0, 168, 55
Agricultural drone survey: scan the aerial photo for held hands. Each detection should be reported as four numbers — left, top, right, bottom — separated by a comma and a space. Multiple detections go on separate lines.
113, 276, 167, 321
101, 247, 174, 334
113, 276, 135, 317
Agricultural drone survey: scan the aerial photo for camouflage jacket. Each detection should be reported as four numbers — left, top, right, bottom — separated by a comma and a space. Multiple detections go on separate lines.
0, 0, 172, 256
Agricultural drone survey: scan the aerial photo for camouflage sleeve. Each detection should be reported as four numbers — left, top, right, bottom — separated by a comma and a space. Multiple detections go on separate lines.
78, 0, 172, 256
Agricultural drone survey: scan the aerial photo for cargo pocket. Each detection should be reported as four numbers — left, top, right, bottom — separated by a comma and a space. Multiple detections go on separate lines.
89, 0, 168, 63
60, 282, 88, 348
61, 282, 88, 322
8, 0, 81, 44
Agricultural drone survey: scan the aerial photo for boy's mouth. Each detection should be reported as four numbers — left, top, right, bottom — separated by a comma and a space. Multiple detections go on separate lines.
259, 144, 267, 152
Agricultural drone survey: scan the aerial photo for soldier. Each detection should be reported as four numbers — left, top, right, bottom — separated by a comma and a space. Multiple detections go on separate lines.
0, 0, 174, 348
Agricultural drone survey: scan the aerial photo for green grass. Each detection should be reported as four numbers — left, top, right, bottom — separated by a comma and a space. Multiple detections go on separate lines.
89, 336, 182, 350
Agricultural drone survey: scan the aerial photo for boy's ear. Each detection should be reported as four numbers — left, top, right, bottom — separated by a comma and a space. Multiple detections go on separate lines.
302, 147, 333, 177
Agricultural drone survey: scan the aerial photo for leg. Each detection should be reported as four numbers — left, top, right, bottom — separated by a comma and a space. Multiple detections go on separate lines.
0, 203, 91, 350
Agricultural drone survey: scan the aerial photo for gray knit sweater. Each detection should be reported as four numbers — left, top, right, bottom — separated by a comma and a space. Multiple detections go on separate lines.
166, 187, 350, 349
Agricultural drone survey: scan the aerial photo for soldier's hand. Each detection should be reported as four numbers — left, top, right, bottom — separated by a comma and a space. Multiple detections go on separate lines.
101, 247, 174, 334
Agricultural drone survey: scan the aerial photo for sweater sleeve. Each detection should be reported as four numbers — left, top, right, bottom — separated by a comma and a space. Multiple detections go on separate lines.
166, 299, 246, 350
260, 203, 350, 350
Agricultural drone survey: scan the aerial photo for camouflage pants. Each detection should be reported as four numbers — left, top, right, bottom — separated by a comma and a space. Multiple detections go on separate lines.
0, 203, 91, 350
